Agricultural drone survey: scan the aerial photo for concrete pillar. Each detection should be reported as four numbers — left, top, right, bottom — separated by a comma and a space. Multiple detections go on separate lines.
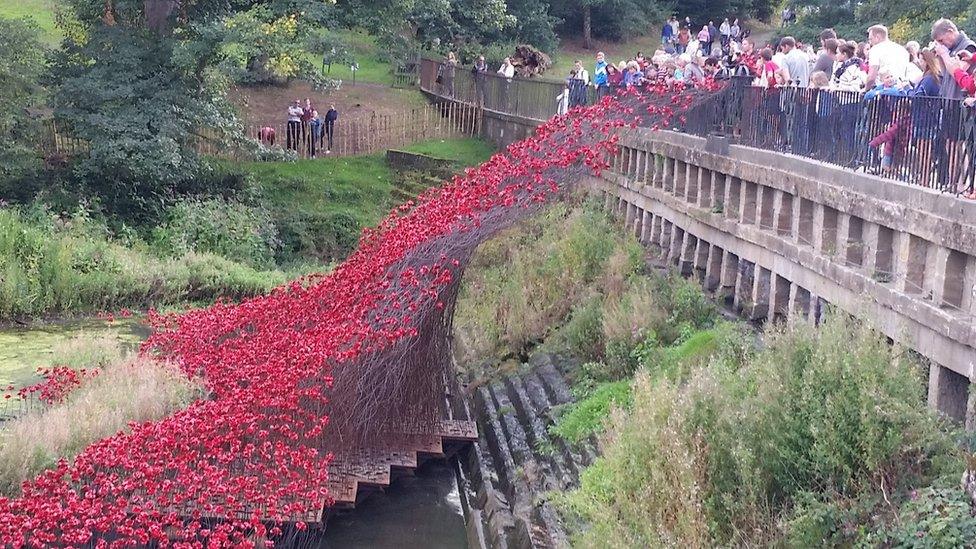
788, 283, 811, 318
640, 210, 653, 244
770, 273, 791, 321
928, 362, 968, 422
835, 213, 851, 264
894, 232, 928, 295
725, 176, 740, 220
817, 205, 839, 256
740, 181, 757, 225
733, 260, 755, 313
705, 244, 723, 292
624, 202, 635, 230
790, 195, 803, 243
667, 225, 684, 265
963, 256, 976, 315
750, 267, 772, 321
926, 246, 952, 305
662, 157, 673, 191
633, 207, 644, 240
650, 215, 663, 248
698, 169, 712, 209
758, 185, 775, 231
684, 165, 698, 203
673, 161, 686, 197
678, 232, 696, 275
711, 172, 726, 213
940, 249, 969, 310
720, 251, 739, 300
693, 238, 710, 283
658, 218, 672, 252
797, 198, 815, 247
603, 190, 614, 213
775, 191, 794, 237
845, 216, 865, 267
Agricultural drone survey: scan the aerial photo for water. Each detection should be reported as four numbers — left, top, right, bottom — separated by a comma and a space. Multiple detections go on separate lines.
318, 460, 469, 549
0, 318, 150, 390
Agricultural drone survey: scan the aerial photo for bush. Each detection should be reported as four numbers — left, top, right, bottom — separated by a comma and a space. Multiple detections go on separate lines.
557, 314, 962, 547
0, 205, 287, 320
455, 198, 631, 363
152, 198, 280, 268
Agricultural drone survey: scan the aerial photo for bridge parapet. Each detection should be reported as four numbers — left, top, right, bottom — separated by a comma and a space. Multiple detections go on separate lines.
590, 128, 976, 423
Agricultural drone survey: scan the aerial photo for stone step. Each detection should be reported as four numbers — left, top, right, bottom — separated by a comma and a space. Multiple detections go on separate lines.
488, 383, 534, 469
534, 358, 574, 406
520, 371, 587, 483
502, 376, 569, 491
475, 385, 520, 500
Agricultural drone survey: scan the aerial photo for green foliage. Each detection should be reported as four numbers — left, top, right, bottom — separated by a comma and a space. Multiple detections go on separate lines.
151, 198, 280, 269
551, 380, 632, 444
871, 487, 976, 547
0, 18, 45, 185
456, 197, 631, 363
558, 314, 963, 547
0, 205, 286, 320
790, 0, 972, 44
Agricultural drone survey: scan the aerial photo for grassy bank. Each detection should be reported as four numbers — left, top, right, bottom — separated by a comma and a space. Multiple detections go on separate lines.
0, 0, 60, 46
244, 137, 494, 262
0, 206, 289, 321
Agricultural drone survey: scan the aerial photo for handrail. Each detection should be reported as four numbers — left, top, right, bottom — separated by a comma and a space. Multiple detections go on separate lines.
420, 58, 976, 195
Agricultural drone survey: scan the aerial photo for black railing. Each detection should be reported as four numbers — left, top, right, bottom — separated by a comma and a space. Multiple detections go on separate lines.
421, 60, 976, 195
721, 79, 976, 194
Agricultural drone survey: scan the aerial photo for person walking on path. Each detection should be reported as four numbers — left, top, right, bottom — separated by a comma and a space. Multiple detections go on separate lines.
324, 103, 339, 154
286, 99, 303, 152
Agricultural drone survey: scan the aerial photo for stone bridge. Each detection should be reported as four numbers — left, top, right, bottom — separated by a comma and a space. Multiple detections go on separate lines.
420, 65, 976, 424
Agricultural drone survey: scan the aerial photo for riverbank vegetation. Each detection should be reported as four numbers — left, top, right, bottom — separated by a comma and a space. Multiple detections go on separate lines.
455, 196, 975, 547
0, 336, 202, 496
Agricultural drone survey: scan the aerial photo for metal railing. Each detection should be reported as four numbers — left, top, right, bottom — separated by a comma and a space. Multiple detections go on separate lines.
420, 60, 976, 195
420, 57, 597, 121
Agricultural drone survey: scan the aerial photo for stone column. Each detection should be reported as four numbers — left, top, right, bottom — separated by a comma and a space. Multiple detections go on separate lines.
733, 260, 755, 313
750, 267, 772, 321
928, 362, 968, 422
678, 231, 696, 275
640, 210, 653, 244
705, 244, 723, 292
720, 251, 738, 299
925, 246, 952, 305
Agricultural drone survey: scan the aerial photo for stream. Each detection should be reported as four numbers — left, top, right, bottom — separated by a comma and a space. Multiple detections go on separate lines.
0, 319, 469, 548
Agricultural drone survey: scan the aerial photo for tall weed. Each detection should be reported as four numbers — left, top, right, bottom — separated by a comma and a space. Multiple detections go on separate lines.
557, 314, 961, 547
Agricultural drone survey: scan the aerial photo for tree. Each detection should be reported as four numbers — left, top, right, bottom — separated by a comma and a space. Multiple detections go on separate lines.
0, 18, 46, 186
44, 0, 329, 222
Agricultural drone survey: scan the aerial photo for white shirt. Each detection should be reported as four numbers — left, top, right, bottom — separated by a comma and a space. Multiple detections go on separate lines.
497, 63, 515, 78
570, 68, 589, 84
868, 39, 911, 81
287, 106, 303, 122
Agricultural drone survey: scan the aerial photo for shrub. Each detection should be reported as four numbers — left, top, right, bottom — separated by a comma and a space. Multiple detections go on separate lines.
0, 205, 287, 320
152, 198, 280, 268
455, 199, 630, 363
558, 314, 962, 547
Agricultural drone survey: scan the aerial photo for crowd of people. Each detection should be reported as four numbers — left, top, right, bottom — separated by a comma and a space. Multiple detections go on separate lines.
553, 16, 976, 195
263, 98, 339, 157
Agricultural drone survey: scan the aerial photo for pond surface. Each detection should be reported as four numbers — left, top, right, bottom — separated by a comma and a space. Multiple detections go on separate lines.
318, 460, 468, 549
0, 318, 150, 390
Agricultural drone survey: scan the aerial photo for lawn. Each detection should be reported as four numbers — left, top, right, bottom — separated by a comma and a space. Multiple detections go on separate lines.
308, 29, 397, 87
402, 138, 496, 167
0, 0, 61, 46
238, 137, 495, 262
546, 34, 662, 81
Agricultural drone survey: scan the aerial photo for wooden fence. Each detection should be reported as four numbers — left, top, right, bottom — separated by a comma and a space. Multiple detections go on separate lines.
34, 102, 481, 162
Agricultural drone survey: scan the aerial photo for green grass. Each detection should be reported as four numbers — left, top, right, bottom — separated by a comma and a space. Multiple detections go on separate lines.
551, 380, 632, 444
0, 0, 60, 46
309, 29, 396, 86
241, 137, 494, 261
402, 138, 495, 167
546, 35, 662, 82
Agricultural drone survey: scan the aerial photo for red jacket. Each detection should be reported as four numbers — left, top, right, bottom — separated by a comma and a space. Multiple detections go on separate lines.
953, 68, 976, 96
